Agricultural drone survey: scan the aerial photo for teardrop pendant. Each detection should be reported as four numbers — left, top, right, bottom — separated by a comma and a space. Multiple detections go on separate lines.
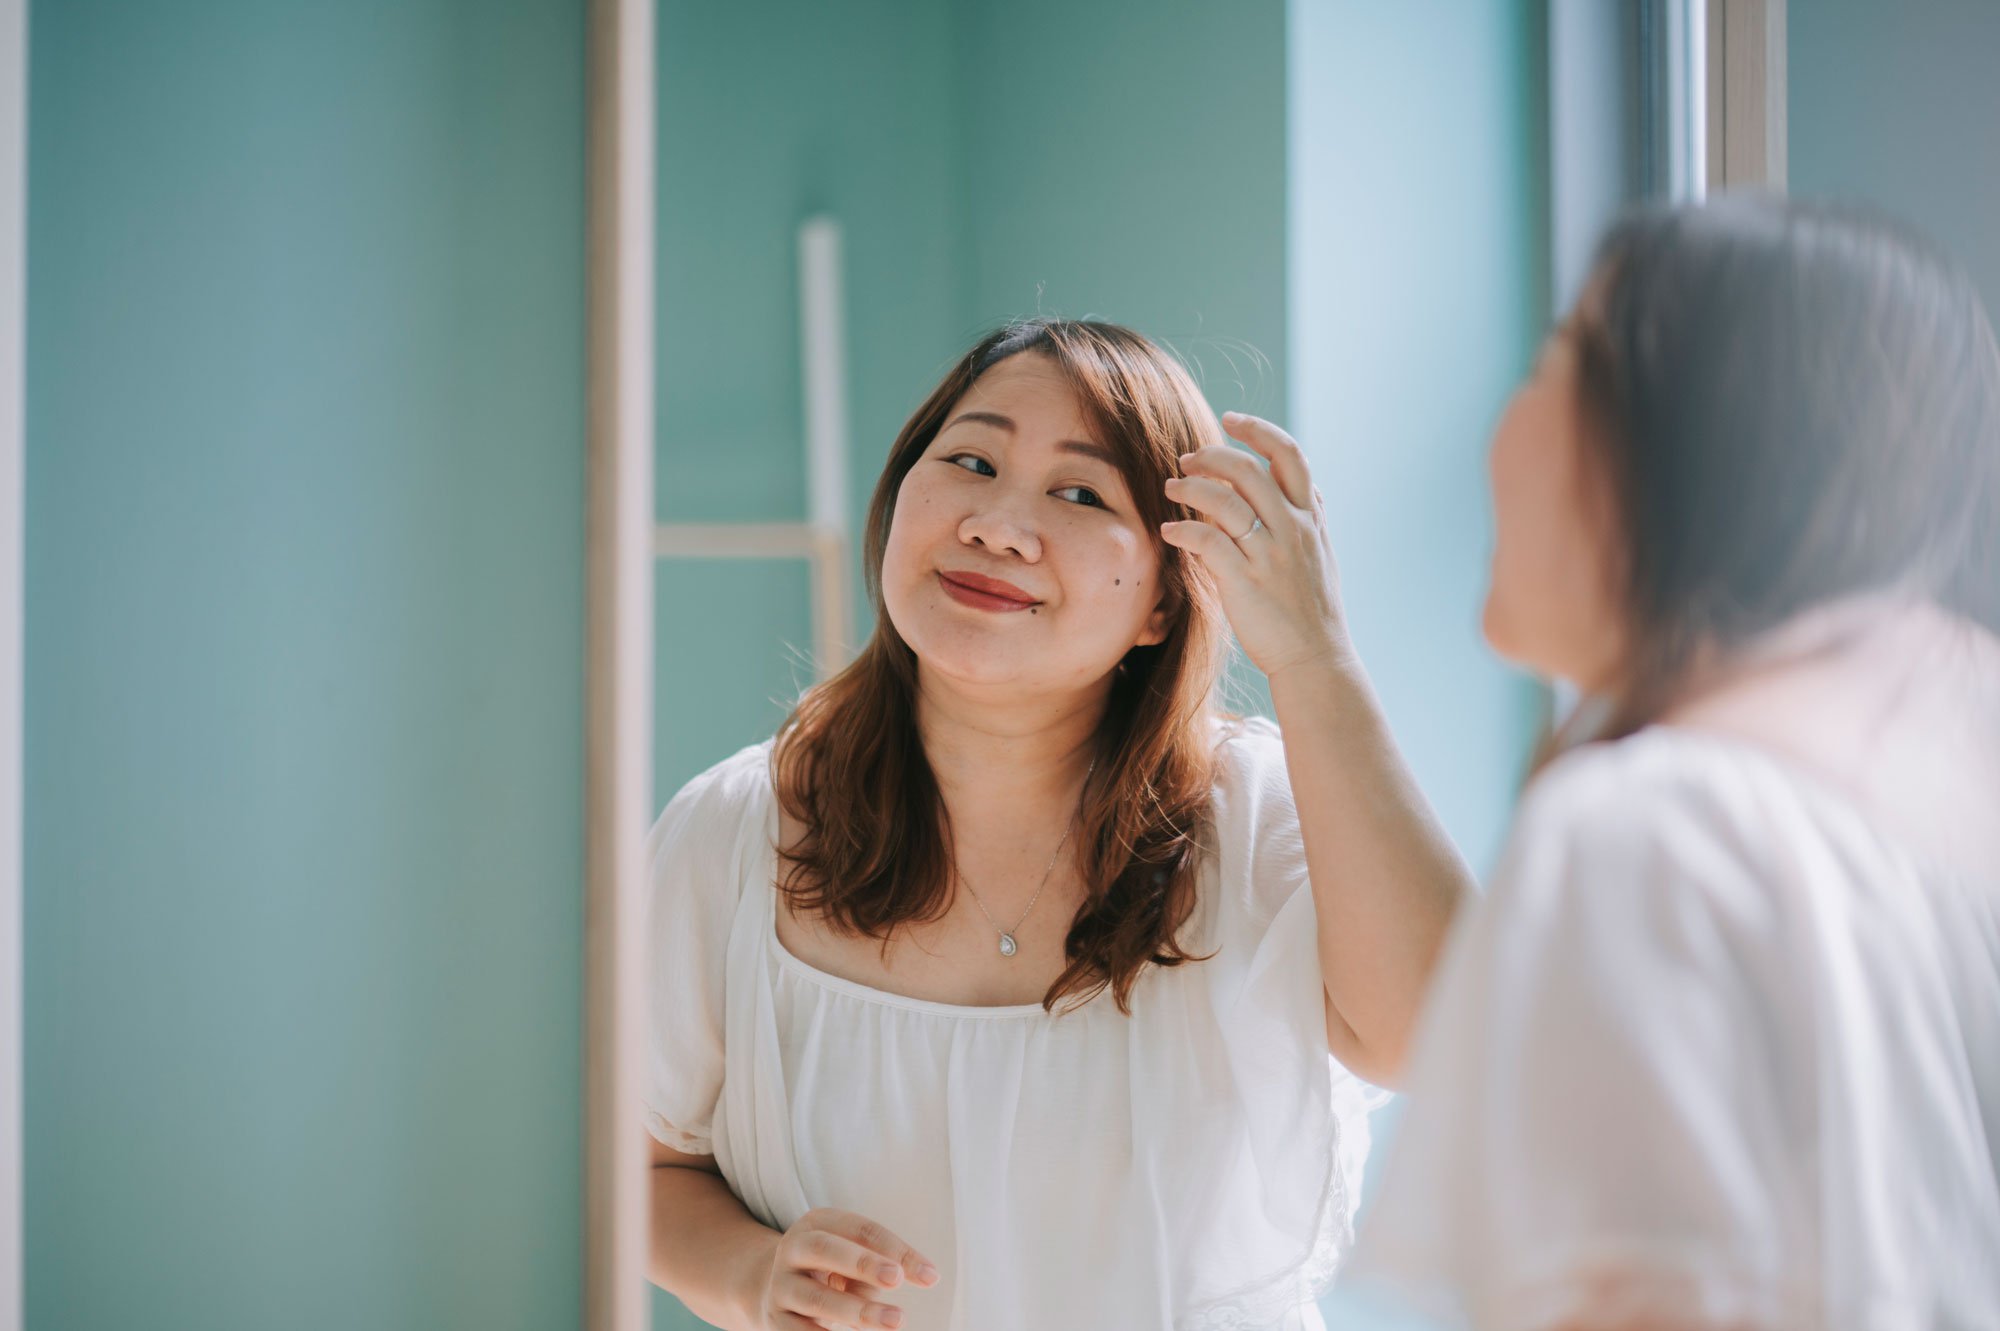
998, 933, 1018, 957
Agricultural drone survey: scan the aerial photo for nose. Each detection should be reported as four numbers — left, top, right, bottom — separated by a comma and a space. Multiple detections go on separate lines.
957, 505, 1043, 562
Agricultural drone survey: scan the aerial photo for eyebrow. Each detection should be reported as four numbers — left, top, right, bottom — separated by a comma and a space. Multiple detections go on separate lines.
941, 410, 1119, 466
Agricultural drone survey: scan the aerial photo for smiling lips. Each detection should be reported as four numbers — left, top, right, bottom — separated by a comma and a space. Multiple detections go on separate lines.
937, 570, 1041, 613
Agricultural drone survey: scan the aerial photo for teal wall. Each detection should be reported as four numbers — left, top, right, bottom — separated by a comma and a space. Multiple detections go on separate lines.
25, 3, 587, 1327
1790, 0, 2000, 314
655, 0, 967, 803
956, 0, 1291, 415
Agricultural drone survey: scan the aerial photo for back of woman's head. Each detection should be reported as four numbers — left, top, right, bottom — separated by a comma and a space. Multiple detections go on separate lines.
1572, 193, 2000, 734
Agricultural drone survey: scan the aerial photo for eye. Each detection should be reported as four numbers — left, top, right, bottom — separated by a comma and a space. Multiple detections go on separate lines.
943, 453, 996, 477
1053, 485, 1106, 509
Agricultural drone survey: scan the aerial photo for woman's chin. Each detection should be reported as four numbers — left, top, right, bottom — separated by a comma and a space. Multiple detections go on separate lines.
1478, 592, 1515, 660
913, 638, 1111, 700
1479, 600, 1561, 683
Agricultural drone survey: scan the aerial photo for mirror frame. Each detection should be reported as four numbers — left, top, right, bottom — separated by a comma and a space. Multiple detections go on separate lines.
584, 0, 655, 1328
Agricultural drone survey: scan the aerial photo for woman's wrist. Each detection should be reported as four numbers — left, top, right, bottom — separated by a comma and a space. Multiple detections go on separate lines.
724, 1231, 781, 1330
1263, 630, 1364, 697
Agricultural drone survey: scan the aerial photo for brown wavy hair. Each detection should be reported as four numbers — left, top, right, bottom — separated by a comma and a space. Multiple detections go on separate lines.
771, 319, 1230, 1014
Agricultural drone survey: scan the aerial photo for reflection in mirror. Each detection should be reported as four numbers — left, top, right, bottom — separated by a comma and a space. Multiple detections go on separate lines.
640, 4, 1557, 1329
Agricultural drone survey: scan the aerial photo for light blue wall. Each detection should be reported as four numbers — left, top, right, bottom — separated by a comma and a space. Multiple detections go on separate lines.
1287, 0, 1547, 881
1790, 0, 2000, 314
25, 3, 586, 1327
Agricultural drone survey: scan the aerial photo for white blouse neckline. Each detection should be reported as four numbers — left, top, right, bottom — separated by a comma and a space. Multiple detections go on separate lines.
755, 777, 1083, 1020
766, 929, 1064, 1021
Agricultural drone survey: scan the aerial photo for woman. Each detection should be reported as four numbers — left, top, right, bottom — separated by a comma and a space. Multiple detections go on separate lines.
1179, 196, 2000, 1328
643, 320, 1469, 1330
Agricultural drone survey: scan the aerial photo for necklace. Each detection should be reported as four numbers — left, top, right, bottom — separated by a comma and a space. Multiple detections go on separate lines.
956, 760, 1095, 958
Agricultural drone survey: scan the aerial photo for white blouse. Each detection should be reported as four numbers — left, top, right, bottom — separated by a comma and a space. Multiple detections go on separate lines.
644, 717, 1385, 1331
1349, 726, 2000, 1330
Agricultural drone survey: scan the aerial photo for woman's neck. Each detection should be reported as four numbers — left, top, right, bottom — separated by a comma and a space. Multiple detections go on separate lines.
913, 664, 1107, 830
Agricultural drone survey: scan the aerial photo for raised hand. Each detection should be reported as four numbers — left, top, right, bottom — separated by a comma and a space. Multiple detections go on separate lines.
1161, 412, 1353, 681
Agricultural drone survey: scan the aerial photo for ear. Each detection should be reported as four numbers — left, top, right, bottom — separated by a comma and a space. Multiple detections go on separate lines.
1134, 592, 1175, 648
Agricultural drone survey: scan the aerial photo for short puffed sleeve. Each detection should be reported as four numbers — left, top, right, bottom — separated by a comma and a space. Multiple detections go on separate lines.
1348, 735, 1810, 1329
1183, 717, 1390, 1324
642, 742, 774, 1157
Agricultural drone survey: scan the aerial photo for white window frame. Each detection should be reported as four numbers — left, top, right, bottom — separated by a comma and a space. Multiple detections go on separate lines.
1706, 0, 1787, 191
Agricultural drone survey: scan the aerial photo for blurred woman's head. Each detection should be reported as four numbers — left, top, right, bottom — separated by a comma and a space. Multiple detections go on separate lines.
1483, 193, 2000, 737
774, 319, 1229, 1012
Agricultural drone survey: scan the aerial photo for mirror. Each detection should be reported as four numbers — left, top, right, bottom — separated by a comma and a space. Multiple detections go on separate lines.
629, 3, 1665, 1329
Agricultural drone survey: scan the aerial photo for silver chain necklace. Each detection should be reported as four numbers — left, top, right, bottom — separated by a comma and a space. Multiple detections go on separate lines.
955, 760, 1095, 958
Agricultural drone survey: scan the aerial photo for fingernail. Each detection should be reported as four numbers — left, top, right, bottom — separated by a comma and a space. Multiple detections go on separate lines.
874, 1306, 903, 1328
917, 1262, 940, 1283
1180, 452, 1195, 464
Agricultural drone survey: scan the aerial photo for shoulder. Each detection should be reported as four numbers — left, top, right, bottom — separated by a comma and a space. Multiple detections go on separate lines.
1205, 714, 1307, 919
1517, 724, 1806, 864
646, 739, 777, 868
1208, 712, 1295, 823
1495, 727, 1801, 958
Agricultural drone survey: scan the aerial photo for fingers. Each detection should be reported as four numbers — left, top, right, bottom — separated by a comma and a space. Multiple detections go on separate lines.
791, 1230, 909, 1289
769, 1314, 828, 1331
1220, 412, 1315, 509
811, 1210, 940, 1288
1160, 518, 1251, 577
1179, 443, 1295, 531
811, 1271, 893, 1330
775, 1269, 903, 1329
1163, 475, 1259, 540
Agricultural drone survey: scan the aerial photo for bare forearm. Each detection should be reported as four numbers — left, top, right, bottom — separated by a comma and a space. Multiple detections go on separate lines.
650, 1163, 779, 1329
1268, 651, 1473, 1082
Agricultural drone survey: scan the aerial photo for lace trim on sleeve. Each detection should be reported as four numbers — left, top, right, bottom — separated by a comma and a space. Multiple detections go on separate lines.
1174, 1098, 1361, 1331
645, 1109, 713, 1158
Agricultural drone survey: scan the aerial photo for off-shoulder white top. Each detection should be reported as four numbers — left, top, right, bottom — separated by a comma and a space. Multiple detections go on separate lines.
645, 717, 1385, 1330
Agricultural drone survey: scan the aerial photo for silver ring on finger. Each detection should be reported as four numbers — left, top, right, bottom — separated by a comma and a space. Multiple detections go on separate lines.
1236, 517, 1265, 542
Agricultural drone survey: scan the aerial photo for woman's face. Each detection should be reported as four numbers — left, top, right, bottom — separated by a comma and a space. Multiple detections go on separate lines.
880, 352, 1174, 697
1481, 326, 1627, 693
